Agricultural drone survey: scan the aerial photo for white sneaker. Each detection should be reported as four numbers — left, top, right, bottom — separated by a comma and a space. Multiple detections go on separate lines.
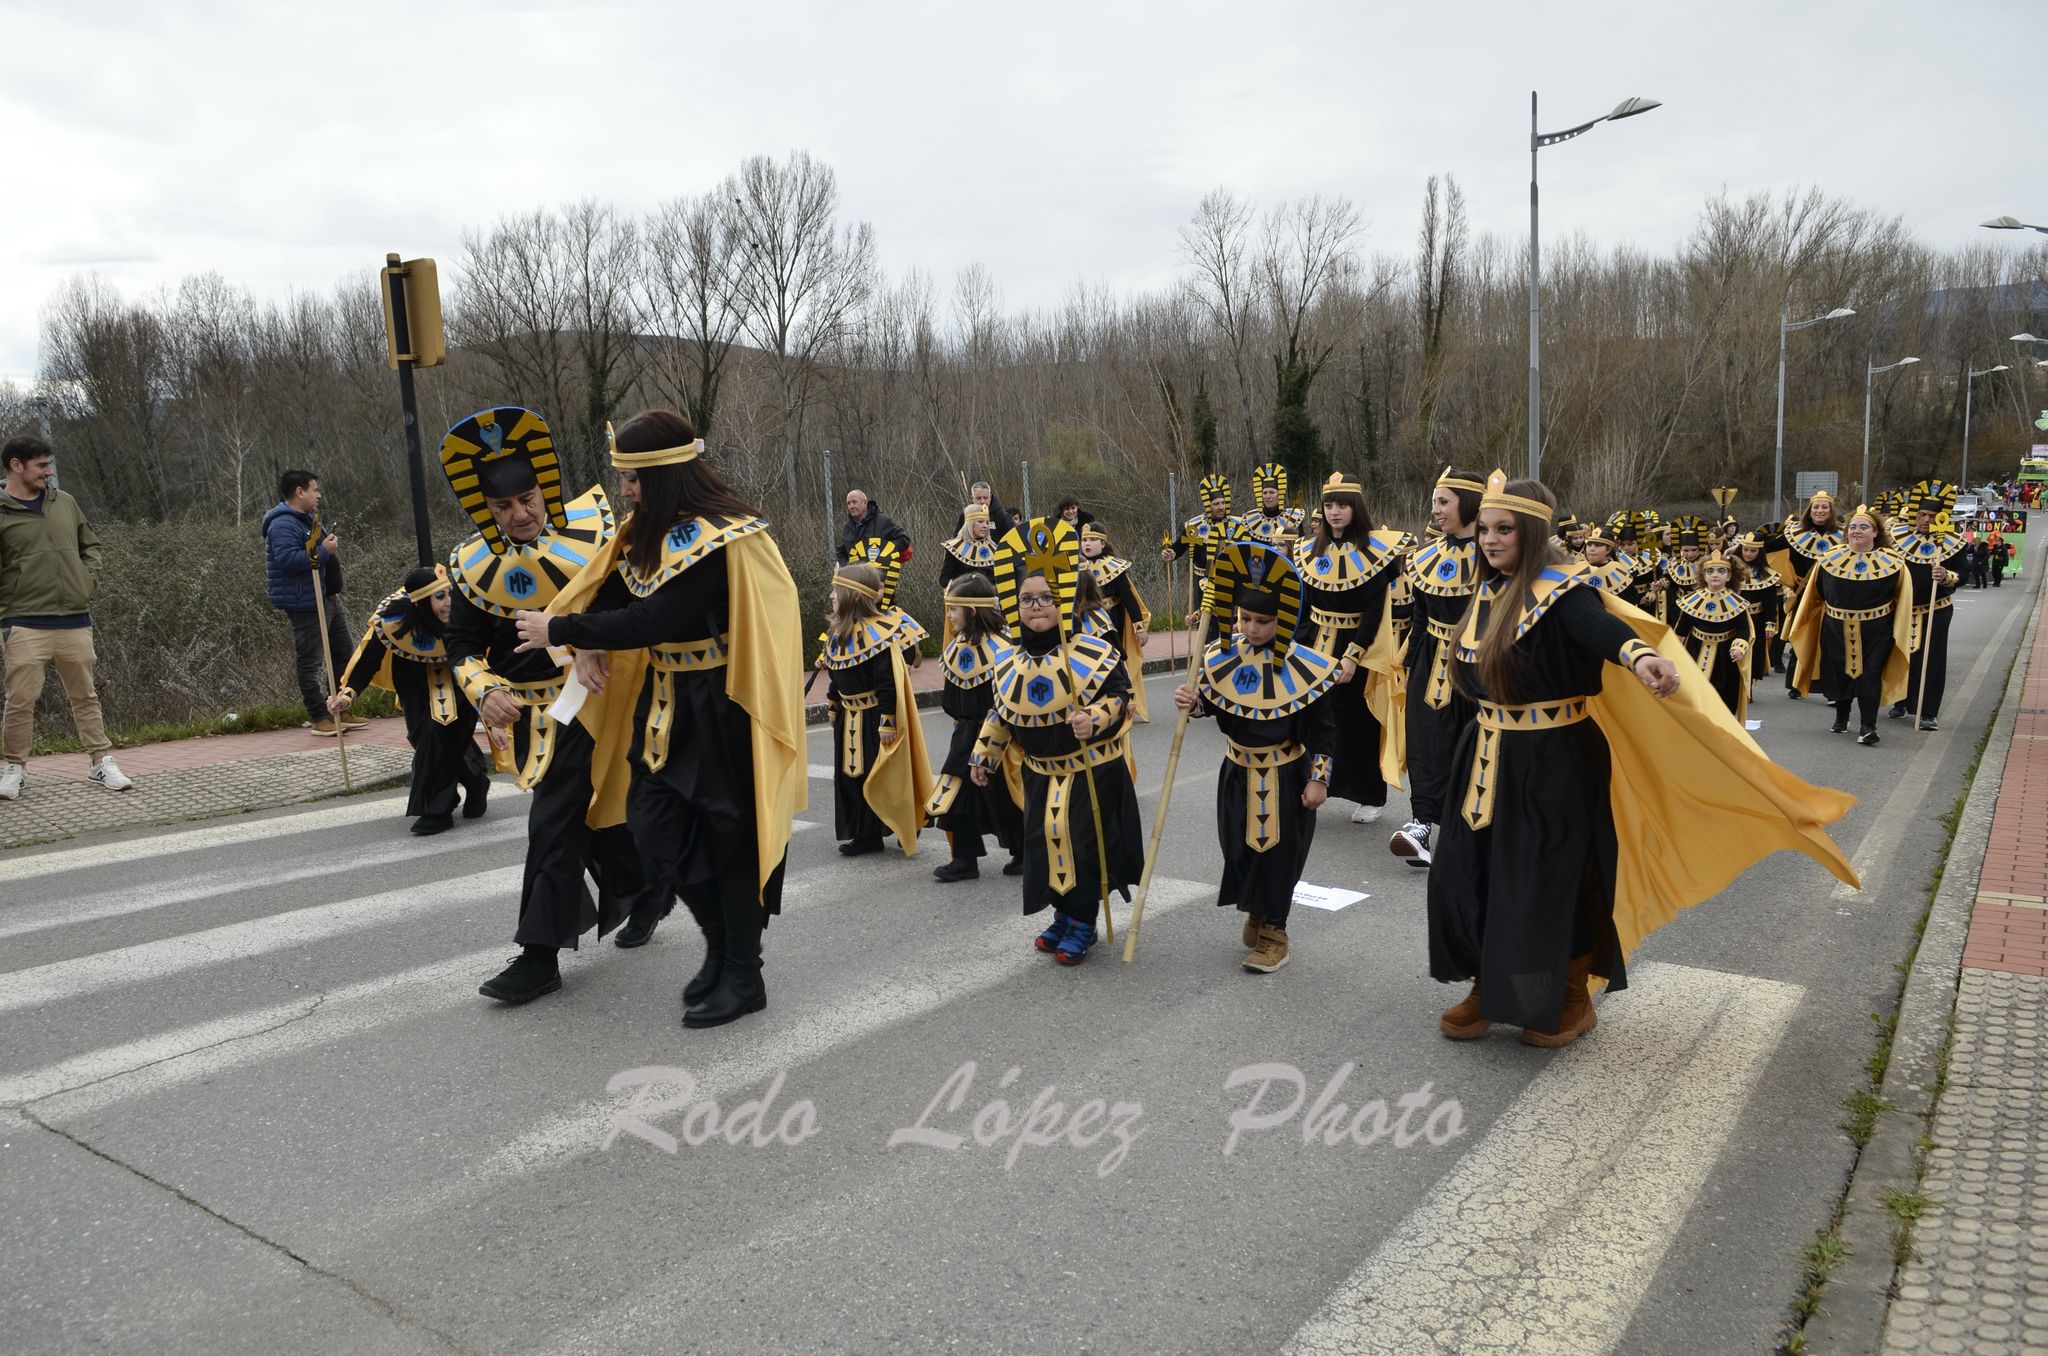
1390, 820, 1433, 867
1351, 804, 1382, 824
88, 757, 134, 792
0, 762, 22, 801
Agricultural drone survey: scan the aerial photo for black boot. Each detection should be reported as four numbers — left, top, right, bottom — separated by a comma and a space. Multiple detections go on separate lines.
934, 856, 980, 883
461, 773, 490, 820
614, 893, 674, 949
410, 813, 455, 836
838, 837, 884, 857
480, 945, 561, 1004
1003, 855, 1024, 877
681, 894, 725, 1005
684, 897, 766, 1029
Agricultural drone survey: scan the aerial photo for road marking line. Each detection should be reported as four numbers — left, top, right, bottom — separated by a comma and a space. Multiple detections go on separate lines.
1284, 962, 1803, 1356
1832, 597, 2026, 899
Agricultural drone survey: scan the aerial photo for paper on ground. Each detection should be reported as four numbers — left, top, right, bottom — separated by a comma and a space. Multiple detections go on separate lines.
1294, 882, 1368, 912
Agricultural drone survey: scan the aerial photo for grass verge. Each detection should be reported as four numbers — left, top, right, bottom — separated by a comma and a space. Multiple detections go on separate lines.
27, 689, 399, 756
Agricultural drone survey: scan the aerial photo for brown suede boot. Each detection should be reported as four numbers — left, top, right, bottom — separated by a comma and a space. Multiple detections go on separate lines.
1241, 913, 1264, 948
1521, 954, 1599, 1048
1439, 984, 1489, 1039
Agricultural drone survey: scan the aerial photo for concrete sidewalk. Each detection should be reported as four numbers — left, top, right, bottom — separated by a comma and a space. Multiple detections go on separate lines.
1806, 572, 2048, 1354
1, 629, 1206, 851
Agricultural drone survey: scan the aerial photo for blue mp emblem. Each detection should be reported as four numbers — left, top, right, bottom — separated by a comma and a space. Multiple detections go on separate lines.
668, 520, 701, 551
1316, 557, 1331, 574
505, 568, 538, 598
1027, 675, 1055, 707
1232, 665, 1261, 695
959, 650, 975, 671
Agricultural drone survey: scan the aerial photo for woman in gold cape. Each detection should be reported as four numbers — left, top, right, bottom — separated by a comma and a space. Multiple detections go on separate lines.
517, 409, 805, 1030
1429, 472, 1858, 1049
1784, 504, 1913, 746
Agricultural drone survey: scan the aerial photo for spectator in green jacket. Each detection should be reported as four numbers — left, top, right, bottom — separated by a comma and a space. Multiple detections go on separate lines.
0, 435, 132, 799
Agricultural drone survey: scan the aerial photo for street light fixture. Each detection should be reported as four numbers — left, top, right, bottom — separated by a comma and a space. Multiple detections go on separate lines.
1962, 364, 2011, 492
1982, 217, 2048, 234
1773, 305, 1857, 520
1862, 355, 1921, 500
1528, 92, 1661, 482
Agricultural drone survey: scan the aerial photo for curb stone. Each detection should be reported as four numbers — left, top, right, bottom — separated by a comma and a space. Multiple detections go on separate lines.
1799, 570, 2042, 1353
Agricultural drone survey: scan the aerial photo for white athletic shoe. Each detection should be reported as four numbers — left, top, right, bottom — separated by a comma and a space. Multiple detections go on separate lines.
88, 757, 135, 792
1351, 804, 1382, 824
1390, 820, 1433, 867
0, 762, 22, 801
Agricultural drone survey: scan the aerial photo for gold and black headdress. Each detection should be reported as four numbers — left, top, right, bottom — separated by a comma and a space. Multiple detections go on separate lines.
993, 516, 1081, 638
1911, 478, 1958, 517
1669, 513, 1709, 549
844, 536, 907, 608
1251, 461, 1290, 503
438, 406, 565, 555
1210, 540, 1306, 647
1198, 473, 1233, 512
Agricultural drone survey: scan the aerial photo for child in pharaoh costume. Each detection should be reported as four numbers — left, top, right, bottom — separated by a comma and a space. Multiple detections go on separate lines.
969, 518, 1144, 966
329, 564, 492, 836
1161, 473, 1237, 623
1672, 546, 1756, 722
1080, 524, 1151, 721
438, 405, 665, 1005
1173, 541, 1340, 974
1428, 470, 1858, 1049
1734, 530, 1786, 679
822, 564, 933, 857
1295, 471, 1403, 825
924, 573, 1024, 883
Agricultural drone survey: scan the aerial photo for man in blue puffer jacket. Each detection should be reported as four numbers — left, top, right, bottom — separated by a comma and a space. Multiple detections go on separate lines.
262, 469, 362, 736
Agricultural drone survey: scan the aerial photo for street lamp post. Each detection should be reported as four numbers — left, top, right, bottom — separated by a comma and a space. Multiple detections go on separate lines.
1863, 355, 1921, 501
1962, 364, 2010, 492
1528, 91, 1661, 482
1982, 216, 2048, 234
1773, 304, 1857, 521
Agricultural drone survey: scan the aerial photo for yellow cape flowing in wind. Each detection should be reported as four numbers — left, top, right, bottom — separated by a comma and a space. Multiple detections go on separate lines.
546, 518, 807, 906
862, 646, 937, 853
1356, 584, 1408, 787
1590, 590, 1859, 960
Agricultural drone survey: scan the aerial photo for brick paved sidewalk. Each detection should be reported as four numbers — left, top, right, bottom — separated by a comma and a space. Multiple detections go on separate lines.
1, 631, 1204, 851
1878, 588, 2048, 1353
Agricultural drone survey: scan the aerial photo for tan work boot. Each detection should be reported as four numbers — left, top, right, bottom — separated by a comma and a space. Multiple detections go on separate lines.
1241, 913, 1264, 948
1521, 954, 1599, 1048
1243, 923, 1290, 973
309, 719, 340, 736
1439, 984, 1490, 1039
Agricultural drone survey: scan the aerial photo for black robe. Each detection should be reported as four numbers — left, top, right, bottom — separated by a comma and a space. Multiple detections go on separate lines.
1401, 534, 1480, 827
926, 634, 1023, 860
1672, 588, 1754, 720
336, 622, 489, 821
1896, 530, 1962, 719
1735, 562, 1784, 678
1428, 579, 1645, 1030
1296, 532, 1399, 807
1804, 547, 1904, 702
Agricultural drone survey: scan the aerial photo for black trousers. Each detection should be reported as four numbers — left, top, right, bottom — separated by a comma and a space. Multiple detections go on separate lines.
1834, 694, 1878, 729
515, 718, 661, 950
288, 605, 356, 722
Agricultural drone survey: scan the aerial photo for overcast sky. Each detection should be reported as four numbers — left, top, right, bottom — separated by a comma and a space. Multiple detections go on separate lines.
2, 0, 2035, 386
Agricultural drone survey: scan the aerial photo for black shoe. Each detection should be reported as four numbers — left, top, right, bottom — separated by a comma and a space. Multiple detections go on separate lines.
934, 858, 980, 883
1788, 689, 1805, 700
838, 838, 884, 857
410, 814, 454, 836
683, 969, 767, 1028
1857, 728, 1880, 746
1003, 856, 1024, 877
614, 915, 660, 949
1830, 719, 1849, 734
480, 951, 560, 1004
461, 777, 490, 819
1919, 719, 1940, 732
1887, 704, 1909, 720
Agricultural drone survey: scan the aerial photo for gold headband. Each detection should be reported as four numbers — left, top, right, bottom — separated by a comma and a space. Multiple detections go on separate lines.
1323, 472, 1364, 497
833, 573, 881, 602
944, 592, 1002, 609
1848, 504, 1879, 527
1808, 489, 1837, 504
1479, 468, 1555, 524
962, 504, 990, 522
611, 439, 703, 469
406, 565, 451, 602
1081, 525, 1109, 542
1436, 466, 1485, 495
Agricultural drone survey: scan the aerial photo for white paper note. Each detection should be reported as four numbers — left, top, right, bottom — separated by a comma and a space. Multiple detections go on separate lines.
1292, 882, 1368, 912
548, 671, 589, 725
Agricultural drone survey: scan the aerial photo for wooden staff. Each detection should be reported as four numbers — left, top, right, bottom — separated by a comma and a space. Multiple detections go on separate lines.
1122, 607, 1213, 963
305, 523, 352, 790
1914, 582, 1942, 730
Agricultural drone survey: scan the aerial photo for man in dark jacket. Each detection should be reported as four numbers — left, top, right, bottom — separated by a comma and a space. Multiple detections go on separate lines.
837, 489, 913, 561
0, 435, 131, 798
263, 469, 362, 736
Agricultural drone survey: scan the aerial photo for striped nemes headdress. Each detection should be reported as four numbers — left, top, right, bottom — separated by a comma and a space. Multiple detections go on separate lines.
438, 406, 565, 555
1211, 540, 1305, 647
1199, 473, 1233, 512
993, 516, 1082, 638
1251, 462, 1289, 502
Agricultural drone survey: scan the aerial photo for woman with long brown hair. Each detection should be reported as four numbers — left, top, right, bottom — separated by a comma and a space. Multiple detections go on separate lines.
1427, 471, 1857, 1048
514, 409, 805, 1029
1296, 472, 1402, 825
1390, 467, 1486, 869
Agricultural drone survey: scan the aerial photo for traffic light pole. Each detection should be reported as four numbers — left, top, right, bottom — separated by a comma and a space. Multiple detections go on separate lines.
385, 254, 435, 567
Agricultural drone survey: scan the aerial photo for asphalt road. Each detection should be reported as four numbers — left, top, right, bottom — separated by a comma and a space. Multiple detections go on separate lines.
1, 574, 2032, 1356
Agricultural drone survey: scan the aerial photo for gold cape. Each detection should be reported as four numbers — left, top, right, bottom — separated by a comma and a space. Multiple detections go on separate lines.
862, 645, 937, 854
1783, 558, 1914, 707
335, 592, 463, 727
546, 518, 807, 906
1113, 581, 1152, 724
1355, 583, 1408, 786
1591, 590, 1859, 960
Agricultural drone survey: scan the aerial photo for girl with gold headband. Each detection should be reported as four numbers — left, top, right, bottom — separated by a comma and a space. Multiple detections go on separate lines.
924, 573, 1024, 882
820, 563, 933, 857
1173, 540, 1339, 973
514, 409, 805, 1030
1784, 503, 1913, 745
329, 564, 493, 836
1672, 547, 1755, 722
1734, 530, 1786, 680
1429, 471, 1857, 1048
1389, 466, 1485, 869
1080, 524, 1152, 722
969, 518, 1143, 966
1296, 471, 1403, 825
1764, 490, 1845, 697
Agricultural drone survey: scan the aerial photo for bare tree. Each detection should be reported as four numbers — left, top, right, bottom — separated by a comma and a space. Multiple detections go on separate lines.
640, 192, 749, 438
1180, 189, 1262, 470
